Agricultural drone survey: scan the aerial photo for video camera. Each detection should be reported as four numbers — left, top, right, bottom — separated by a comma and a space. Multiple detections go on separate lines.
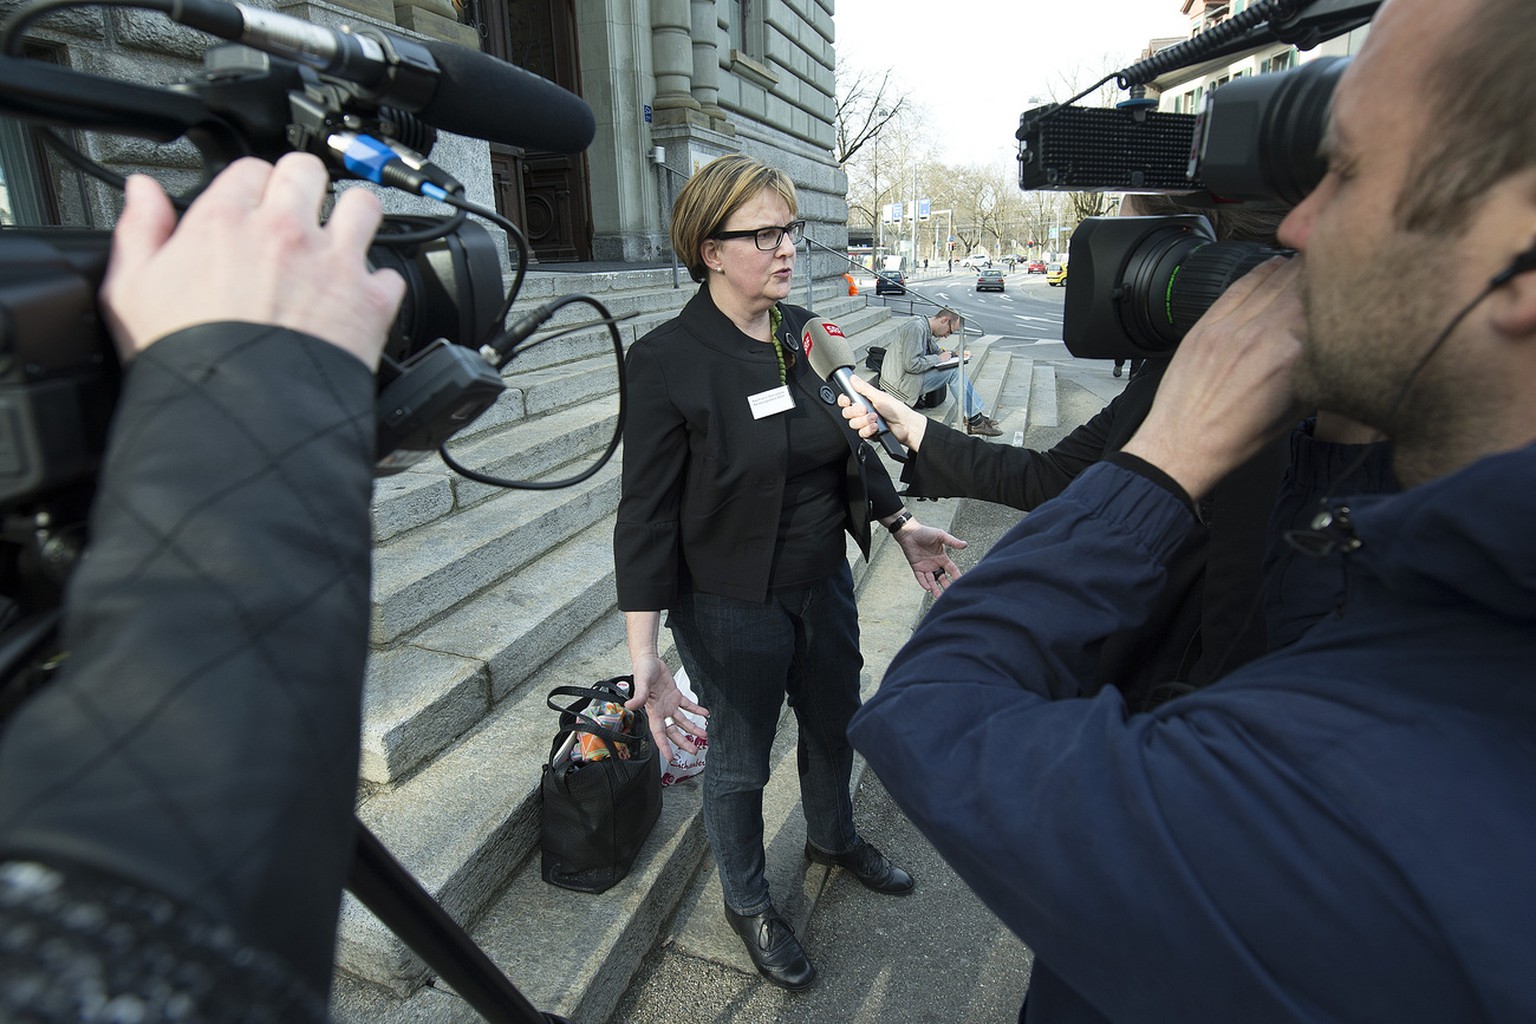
1015, 0, 1377, 359
0, 0, 599, 616
1042, 56, 1347, 361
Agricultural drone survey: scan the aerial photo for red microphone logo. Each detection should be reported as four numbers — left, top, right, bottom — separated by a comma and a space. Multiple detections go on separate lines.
803, 320, 845, 359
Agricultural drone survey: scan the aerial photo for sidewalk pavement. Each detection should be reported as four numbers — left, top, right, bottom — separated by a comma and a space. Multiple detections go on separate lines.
609, 771, 1033, 1024
608, 490, 1038, 1024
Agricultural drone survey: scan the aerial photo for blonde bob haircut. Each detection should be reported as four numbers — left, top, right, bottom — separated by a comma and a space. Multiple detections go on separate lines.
671, 154, 798, 283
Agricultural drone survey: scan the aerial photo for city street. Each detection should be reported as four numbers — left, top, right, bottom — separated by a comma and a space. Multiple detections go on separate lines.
854, 264, 1068, 350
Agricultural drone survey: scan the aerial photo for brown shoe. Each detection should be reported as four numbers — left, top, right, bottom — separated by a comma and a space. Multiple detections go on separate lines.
967, 414, 1003, 437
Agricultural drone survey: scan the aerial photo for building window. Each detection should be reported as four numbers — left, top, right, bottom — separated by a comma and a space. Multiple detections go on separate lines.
0, 119, 46, 226
1266, 49, 1297, 74
729, 0, 763, 61
0, 45, 67, 226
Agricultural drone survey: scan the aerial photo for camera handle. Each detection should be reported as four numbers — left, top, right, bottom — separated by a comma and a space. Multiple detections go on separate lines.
350, 819, 570, 1024
0, 613, 565, 1023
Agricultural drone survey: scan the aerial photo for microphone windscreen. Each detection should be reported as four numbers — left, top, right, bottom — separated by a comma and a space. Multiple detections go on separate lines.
802, 319, 857, 378
420, 40, 596, 153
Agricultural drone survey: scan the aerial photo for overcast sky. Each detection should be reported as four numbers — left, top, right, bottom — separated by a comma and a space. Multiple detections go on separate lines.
833, 1, 1193, 169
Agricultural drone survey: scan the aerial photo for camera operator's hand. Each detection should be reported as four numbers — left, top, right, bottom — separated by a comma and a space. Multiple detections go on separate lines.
1121, 256, 1307, 501
101, 154, 405, 370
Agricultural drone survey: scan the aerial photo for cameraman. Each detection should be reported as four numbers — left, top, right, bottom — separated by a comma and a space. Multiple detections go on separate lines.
852, 198, 1360, 706
0, 153, 403, 1018
849, 0, 1536, 1019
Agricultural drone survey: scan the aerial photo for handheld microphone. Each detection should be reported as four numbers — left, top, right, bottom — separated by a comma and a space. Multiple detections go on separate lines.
174, 0, 596, 154
801, 319, 908, 463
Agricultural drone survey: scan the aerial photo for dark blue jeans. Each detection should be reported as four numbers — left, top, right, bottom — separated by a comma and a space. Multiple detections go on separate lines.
670, 562, 862, 914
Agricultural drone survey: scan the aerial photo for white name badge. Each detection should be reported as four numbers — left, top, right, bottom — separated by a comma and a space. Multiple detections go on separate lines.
748, 385, 795, 419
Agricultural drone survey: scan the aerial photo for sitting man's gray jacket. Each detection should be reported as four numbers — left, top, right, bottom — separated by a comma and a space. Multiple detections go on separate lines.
881, 316, 946, 406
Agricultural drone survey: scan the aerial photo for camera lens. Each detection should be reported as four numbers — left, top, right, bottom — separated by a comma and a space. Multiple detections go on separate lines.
1065, 214, 1288, 360
1120, 226, 1209, 353
1168, 241, 1289, 335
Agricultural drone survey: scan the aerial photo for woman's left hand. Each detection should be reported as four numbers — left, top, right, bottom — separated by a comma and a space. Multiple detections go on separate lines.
892, 521, 967, 597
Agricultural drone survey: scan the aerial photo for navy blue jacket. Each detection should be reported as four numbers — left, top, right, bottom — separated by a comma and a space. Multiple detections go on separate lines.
850, 444, 1536, 1022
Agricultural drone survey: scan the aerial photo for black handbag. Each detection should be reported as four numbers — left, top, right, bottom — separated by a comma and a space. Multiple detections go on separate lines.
540, 676, 663, 893
863, 346, 886, 389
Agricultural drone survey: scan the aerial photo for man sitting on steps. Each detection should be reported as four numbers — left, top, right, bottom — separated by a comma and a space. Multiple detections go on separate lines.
880, 308, 1002, 436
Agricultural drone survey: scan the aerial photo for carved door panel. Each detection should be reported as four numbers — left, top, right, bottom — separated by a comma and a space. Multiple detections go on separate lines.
476, 0, 592, 262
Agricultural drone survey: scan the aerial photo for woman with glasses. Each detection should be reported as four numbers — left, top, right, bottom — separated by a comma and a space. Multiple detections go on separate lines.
613, 154, 964, 990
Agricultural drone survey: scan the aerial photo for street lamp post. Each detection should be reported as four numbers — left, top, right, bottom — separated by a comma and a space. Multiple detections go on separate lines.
909, 166, 918, 270
930, 208, 953, 268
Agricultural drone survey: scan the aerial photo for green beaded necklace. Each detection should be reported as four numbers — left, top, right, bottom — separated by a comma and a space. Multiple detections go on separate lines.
769, 306, 787, 385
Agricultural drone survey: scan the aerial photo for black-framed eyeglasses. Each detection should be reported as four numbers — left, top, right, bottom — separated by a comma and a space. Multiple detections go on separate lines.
709, 220, 805, 250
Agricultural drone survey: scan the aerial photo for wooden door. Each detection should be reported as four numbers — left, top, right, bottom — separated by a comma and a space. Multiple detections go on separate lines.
476, 0, 592, 262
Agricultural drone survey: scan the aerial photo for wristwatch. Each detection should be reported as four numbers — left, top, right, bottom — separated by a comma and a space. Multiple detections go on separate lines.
885, 510, 914, 534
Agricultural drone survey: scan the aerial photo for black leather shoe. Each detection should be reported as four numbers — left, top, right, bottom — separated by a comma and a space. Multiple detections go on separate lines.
724, 903, 816, 990
805, 837, 915, 895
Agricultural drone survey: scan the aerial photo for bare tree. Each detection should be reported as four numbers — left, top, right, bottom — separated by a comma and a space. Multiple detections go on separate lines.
1069, 191, 1114, 222
835, 68, 907, 165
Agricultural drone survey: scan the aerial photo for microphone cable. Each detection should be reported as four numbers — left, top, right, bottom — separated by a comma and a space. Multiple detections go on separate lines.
1281, 263, 1509, 560
435, 293, 629, 492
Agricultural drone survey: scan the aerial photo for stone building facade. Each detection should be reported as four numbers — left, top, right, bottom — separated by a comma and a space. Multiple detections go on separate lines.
0, 0, 849, 281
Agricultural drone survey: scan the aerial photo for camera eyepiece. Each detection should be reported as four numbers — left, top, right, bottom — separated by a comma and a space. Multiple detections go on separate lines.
1198, 56, 1350, 204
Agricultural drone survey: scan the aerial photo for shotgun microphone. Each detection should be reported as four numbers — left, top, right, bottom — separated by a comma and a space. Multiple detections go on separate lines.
801, 318, 907, 463
172, 0, 596, 153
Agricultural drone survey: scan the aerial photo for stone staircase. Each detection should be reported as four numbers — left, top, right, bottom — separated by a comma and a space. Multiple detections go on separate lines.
327, 266, 1036, 1023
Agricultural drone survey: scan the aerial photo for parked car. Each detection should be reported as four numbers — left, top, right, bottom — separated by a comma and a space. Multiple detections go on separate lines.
875, 270, 907, 295
975, 268, 1006, 292
1046, 262, 1068, 287
1026, 259, 1047, 274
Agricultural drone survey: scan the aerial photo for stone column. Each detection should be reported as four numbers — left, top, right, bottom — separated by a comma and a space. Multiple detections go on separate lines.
650, 0, 702, 123
690, 0, 732, 132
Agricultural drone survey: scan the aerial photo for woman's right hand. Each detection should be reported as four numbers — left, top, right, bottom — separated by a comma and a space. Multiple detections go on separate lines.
627, 654, 709, 756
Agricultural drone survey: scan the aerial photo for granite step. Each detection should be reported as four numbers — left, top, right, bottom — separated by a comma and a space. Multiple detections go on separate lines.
370, 459, 620, 647
330, 291, 925, 1016
330, 492, 966, 1022
360, 515, 621, 788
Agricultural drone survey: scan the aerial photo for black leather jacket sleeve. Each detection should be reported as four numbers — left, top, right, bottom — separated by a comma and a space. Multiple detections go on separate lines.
903, 363, 1162, 510
0, 322, 376, 996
